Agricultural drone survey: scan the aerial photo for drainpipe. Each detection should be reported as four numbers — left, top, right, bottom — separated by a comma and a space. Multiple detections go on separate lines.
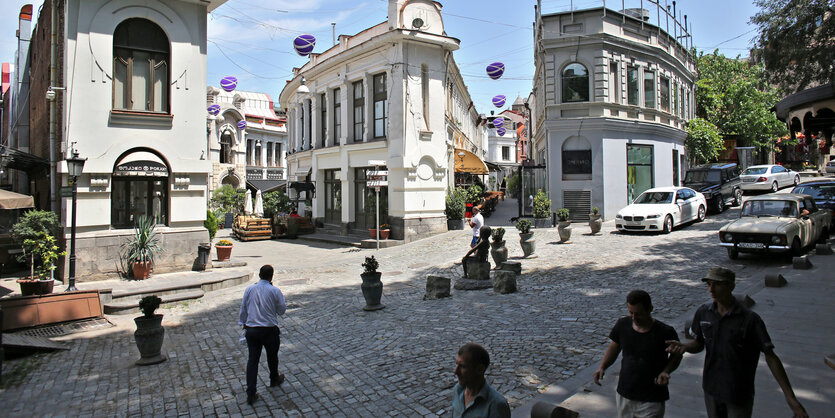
48, 0, 58, 211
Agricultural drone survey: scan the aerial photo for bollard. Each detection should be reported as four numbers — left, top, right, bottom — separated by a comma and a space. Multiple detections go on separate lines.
792, 255, 813, 269
500, 261, 522, 275
424, 276, 451, 300
764, 273, 788, 288
530, 401, 579, 418
492, 270, 517, 294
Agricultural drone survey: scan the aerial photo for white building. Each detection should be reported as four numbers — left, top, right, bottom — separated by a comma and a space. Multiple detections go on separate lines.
206, 88, 288, 193
532, 3, 696, 220
280, 0, 484, 242
17, 0, 226, 280
486, 113, 519, 188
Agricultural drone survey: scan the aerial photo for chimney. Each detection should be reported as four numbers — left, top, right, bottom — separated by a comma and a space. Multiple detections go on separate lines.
388, 0, 407, 30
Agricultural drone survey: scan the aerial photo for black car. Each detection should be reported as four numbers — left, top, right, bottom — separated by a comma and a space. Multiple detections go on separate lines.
791, 179, 835, 218
683, 163, 743, 213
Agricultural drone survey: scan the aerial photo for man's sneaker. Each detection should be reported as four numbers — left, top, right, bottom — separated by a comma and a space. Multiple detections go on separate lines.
270, 373, 286, 387
246, 393, 259, 405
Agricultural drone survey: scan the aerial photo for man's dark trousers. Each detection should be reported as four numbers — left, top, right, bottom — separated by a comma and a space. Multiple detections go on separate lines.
245, 326, 280, 396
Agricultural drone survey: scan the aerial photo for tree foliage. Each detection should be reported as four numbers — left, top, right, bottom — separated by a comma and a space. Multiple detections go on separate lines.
685, 118, 724, 165
751, 0, 835, 94
694, 52, 787, 151
262, 190, 294, 218
210, 185, 245, 215
532, 190, 551, 219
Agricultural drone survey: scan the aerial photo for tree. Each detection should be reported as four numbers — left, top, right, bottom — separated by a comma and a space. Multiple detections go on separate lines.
685, 118, 723, 165
694, 52, 787, 152
751, 0, 835, 94
262, 190, 293, 218
210, 185, 245, 215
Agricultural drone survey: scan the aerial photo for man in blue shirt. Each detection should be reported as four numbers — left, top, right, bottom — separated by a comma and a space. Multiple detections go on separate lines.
452, 343, 511, 418
239, 264, 287, 405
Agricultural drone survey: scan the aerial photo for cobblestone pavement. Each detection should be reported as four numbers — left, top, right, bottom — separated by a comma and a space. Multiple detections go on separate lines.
1, 201, 796, 417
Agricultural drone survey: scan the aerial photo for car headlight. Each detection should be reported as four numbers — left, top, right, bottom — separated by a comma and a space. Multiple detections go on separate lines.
772, 235, 784, 244
647, 214, 660, 219
616, 214, 622, 219
723, 233, 733, 242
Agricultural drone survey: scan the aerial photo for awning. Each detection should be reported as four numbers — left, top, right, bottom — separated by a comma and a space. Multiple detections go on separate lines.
0, 189, 35, 209
0, 146, 49, 173
247, 179, 287, 193
454, 148, 488, 175
113, 151, 169, 177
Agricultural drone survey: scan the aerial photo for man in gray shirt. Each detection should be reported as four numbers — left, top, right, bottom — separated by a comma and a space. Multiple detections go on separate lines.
239, 264, 287, 405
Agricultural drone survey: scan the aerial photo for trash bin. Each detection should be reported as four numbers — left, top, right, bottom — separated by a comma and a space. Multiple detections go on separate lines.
197, 243, 211, 270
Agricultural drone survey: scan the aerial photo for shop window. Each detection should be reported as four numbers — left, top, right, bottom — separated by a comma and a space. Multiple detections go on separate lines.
562, 136, 592, 180
627, 144, 654, 202
113, 19, 169, 113
561, 63, 589, 103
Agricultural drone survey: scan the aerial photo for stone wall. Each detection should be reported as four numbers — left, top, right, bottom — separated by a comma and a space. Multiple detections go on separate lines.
392, 216, 447, 243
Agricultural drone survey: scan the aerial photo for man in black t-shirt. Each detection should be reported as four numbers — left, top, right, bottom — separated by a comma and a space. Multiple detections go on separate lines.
594, 290, 682, 417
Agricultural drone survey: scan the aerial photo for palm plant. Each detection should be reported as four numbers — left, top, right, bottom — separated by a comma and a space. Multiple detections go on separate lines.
123, 216, 163, 266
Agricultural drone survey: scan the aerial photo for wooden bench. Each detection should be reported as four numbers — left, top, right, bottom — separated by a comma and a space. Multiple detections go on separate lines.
233, 216, 272, 241
273, 216, 315, 237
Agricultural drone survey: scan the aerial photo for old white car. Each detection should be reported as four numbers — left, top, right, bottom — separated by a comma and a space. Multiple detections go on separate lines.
739, 164, 800, 192
719, 194, 832, 259
616, 187, 707, 234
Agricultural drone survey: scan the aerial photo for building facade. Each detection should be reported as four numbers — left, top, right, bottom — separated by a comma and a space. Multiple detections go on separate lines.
280, 0, 483, 242
532, 4, 696, 220
17, 0, 226, 281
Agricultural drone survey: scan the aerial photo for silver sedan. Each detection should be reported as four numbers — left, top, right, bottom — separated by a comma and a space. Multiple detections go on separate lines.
739, 164, 800, 192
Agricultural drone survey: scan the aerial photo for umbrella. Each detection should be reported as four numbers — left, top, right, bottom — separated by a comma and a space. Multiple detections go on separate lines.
0, 189, 34, 209
254, 190, 264, 217
243, 190, 253, 215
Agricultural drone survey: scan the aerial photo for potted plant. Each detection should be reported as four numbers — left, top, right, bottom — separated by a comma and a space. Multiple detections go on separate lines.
490, 227, 508, 266
215, 239, 233, 261
515, 219, 535, 257
532, 190, 552, 228
16, 231, 66, 296
134, 295, 167, 365
557, 208, 572, 243
588, 206, 602, 235
122, 216, 163, 280
445, 188, 466, 230
360, 256, 385, 311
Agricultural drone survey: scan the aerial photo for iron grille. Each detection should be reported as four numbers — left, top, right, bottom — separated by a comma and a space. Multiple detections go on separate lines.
563, 190, 591, 221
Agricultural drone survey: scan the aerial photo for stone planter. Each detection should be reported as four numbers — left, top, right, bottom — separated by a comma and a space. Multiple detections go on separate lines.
519, 232, 536, 257
360, 272, 385, 311
533, 218, 550, 228
17, 278, 54, 296
216, 245, 233, 261
558, 220, 572, 242
490, 240, 508, 266
132, 261, 151, 280
447, 219, 465, 230
134, 314, 167, 366
588, 213, 602, 234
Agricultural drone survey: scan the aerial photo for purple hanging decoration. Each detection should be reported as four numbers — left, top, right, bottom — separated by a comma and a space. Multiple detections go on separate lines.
493, 117, 503, 128
237, 120, 247, 130
496, 127, 506, 136
220, 76, 238, 92
486, 62, 505, 80
293, 34, 316, 56
207, 104, 221, 115
492, 95, 506, 108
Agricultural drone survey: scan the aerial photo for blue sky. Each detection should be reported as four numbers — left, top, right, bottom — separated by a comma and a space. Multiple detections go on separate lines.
2, 0, 760, 114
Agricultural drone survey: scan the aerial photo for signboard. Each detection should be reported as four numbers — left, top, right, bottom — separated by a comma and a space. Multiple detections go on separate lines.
59, 186, 73, 197
114, 160, 168, 177
562, 150, 592, 175
366, 170, 388, 177
366, 180, 388, 187
367, 160, 387, 166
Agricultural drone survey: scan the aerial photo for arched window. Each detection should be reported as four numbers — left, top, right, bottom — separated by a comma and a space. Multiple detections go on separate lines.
562, 136, 592, 180
561, 63, 589, 103
113, 18, 169, 113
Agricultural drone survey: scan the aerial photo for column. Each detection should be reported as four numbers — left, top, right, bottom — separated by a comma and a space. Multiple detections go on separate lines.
311, 94, 320, 149
364, 72, 373, 142
248, 139, 255, 165
303, 100, 311, 150
341, 81, 350, 146
260, 140, 268, 171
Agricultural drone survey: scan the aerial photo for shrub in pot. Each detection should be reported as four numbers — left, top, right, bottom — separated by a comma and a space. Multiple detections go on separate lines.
205, 210, 218, 240
122, 216, 163, 280
17, 231, 66, 296
515, 219, 535, 257
490, 227, 508, 266
557, 208, 572, 243
588, 206, 602, 235
360, 256, 385, 311
445, 188, 466, 230
532, 190, 551, 228
134, 295, 167, 365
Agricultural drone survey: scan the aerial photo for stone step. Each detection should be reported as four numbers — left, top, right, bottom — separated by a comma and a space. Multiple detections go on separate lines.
104, 289, 205, 315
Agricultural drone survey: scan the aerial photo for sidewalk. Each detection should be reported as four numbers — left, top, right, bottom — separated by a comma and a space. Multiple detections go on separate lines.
513, 246, 835, 417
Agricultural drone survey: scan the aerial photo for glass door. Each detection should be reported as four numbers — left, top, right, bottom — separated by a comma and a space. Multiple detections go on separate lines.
324, 169, 341, 224
627, 144, 654, 203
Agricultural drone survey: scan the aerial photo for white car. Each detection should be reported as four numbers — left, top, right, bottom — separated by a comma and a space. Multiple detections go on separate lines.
616, 187, 707, 233
739, 164, 800, 192
826, 160, 835, 174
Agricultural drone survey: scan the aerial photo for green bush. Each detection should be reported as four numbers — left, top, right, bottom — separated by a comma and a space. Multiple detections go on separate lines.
557, 208, 570, 222
263, 190, 294, 218
515, 219, 532, 234
445, 188, 466, 220
139, 295, 162, 318
204, 210, 218, 240
492, 227, 506, 242
23, 232, 66, 280
362, 255, 379, 274
464, 184, 484, 206
210, 185, 245, 215
506, 174, 520, 198
12, 209, 61, 264
591, 206, 599, 215
532, 190, 551, 219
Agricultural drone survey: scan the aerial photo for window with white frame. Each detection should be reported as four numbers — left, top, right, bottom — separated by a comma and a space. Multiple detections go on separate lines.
627, 66, 639, 106
113, 19, 169, 112
561, 63, 589, 103
502, 146, 510, 161
373, 73, 387, 138
333, 88, 341, 143
659, 76, 670, 112
644, 71, 655, 109
353, 81, 364, 142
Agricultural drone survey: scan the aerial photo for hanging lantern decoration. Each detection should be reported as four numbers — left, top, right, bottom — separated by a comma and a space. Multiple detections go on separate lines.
207, 104, 221, 115
492, 95, 506, 108
493, 117, 503, 128
237, 120, 247, 130
293, 34, 316, 56
497, 127, 506, 136
220, 76, 238, 92
486, 62, 505, 80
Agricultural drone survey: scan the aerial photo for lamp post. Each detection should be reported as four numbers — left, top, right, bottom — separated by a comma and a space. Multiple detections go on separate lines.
457, 150, 466, 187
65, 148, 86, 292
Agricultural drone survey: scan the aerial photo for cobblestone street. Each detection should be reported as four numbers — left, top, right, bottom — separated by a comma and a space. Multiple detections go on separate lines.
1, 202, 799, 416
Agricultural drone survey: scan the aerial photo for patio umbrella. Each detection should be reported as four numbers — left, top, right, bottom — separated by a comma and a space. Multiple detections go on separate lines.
244, 190, 253, 215
254, 189, 264, 217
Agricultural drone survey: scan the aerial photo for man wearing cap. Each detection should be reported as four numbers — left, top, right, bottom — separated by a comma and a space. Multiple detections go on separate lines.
666, 267, 807, 418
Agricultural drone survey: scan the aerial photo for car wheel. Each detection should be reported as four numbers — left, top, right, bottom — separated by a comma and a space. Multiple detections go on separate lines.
793, 175, 800, 186
713, 197, 724, 213
662, 215, 673, 234
727, 248, 739, 260
771, 181, 779, 193
732, 189, 742, 207
790, 238, 803, 256
697, 205, 706, 222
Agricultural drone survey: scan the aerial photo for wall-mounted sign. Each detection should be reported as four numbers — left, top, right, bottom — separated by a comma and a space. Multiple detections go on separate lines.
366, 170, 388, 177
114, 160, 168, 177
562, 150, 592, 174
367, 180, 388, 187
367, 160, 387, 166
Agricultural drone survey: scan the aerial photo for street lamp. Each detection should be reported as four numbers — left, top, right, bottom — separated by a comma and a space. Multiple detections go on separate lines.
65, 148, 86, 292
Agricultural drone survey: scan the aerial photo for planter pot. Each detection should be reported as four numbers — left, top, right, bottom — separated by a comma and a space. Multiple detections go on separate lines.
490, 240, 508, 266
134, 314, 167, 366
558, 221, 572, 242
360, 272, 385, 311
216, 245, 233, 261
519, 232, 536, 257
132, 261, 151, 280
588, 213, 602, 234
368, 229, 391, 240
447, 219, 465, 230
17, 278, 54, 296
533, 218, 550, 228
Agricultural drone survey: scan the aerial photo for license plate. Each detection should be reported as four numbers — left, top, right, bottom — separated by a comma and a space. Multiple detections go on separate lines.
743, 178, 755, 182
738, 242, 765, 249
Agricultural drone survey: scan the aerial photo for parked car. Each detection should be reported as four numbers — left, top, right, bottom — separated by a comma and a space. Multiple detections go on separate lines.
683, 163, 742, 213
825, 159, 835, 174
616, 187, 707, 234
739, 164, 800, 192
792, 179, 835, 218
718, 194, 831, 259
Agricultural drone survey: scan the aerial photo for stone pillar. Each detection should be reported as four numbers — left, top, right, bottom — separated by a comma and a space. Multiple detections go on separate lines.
260, 140, 267, 168
324, 88, 333, 147
239, 129, 247, 166
279, 142, 286, 168
311, 94, 320, 149
340, 81, 350, 145
364, 72, 373, 142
